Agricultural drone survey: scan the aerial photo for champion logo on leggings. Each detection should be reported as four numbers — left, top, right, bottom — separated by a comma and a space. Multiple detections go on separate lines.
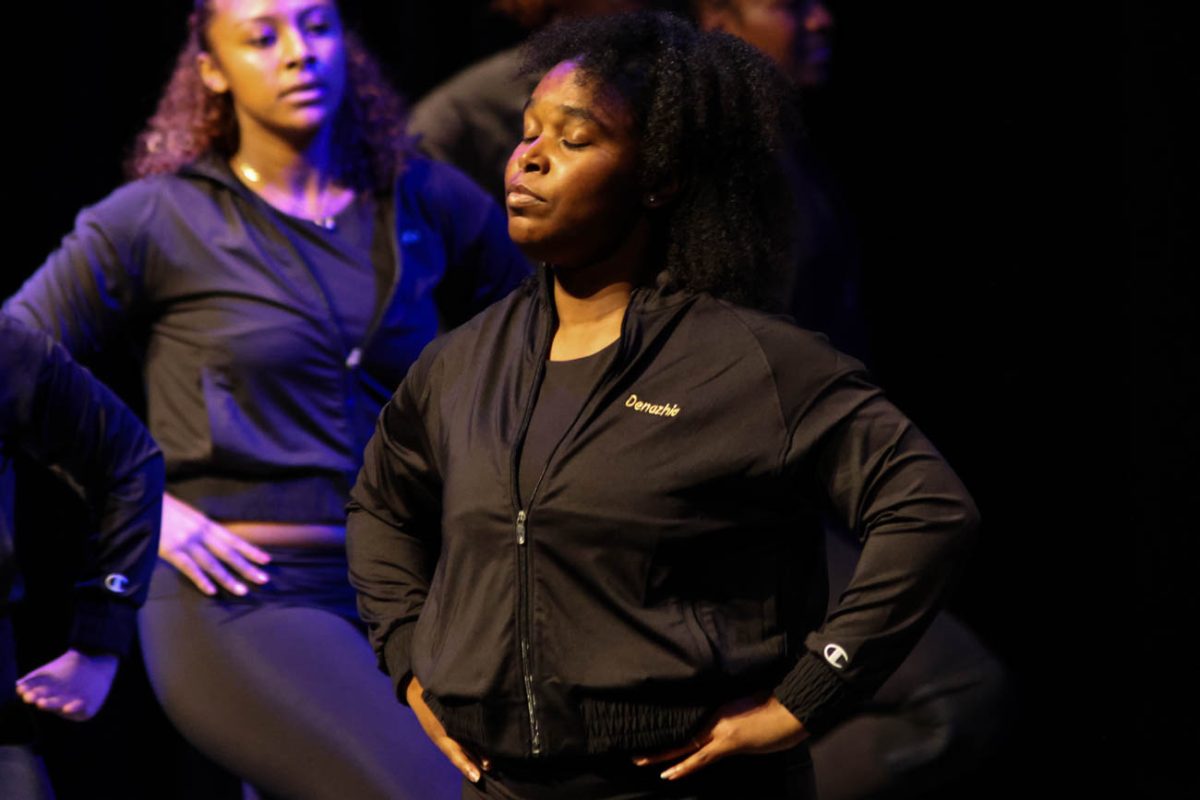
823, 643, 849, 670
104, 573, 131, 594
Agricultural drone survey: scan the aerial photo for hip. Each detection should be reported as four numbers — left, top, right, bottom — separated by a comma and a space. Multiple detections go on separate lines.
461, 746, 815, 800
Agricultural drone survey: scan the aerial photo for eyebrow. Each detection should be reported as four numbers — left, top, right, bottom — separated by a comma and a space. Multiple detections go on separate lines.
242, 3, 334, 24
522, 99, 606, 129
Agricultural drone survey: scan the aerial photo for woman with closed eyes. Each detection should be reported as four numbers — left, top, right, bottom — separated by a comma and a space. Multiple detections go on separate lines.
348, 12, 979, 799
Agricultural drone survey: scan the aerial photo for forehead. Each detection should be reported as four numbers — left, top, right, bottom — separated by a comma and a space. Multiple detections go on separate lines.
529, 61, 634, 132
730, 0, 803, 16
209, 0, 338, 23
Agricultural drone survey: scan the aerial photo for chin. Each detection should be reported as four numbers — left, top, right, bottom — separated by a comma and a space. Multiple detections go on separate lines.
507, 218, 547, 255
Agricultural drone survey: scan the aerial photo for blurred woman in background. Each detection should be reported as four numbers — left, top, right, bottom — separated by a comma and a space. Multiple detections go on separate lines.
5, 0, 528, 797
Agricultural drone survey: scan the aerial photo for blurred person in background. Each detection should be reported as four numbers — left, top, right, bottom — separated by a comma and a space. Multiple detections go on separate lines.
409, 0, 663, 204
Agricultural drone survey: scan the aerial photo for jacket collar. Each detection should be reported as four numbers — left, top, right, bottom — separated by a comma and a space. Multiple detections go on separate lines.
529, 263, 696, 367
177, 152, 248, 194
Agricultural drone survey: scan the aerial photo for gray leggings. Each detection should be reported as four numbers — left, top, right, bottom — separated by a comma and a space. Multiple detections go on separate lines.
138, 547, 461, 800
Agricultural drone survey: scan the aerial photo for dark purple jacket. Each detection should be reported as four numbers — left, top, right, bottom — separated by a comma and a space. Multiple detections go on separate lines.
4, 156, 529, 524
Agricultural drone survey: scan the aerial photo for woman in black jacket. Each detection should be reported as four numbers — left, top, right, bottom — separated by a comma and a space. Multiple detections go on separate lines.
348, 12, 978, 799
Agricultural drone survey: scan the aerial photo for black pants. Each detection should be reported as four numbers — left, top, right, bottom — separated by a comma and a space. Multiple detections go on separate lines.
138, 547, 460, 800
461, 747, 816, 800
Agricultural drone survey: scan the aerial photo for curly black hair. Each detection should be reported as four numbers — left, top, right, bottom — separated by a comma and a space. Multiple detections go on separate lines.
129, 0, 412, 193
520, 10, 799, 309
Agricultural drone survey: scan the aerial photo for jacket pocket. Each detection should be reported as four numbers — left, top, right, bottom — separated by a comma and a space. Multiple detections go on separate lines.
681, 599, 720, 669
200, 366, 263, 470
199, 365, 324, 472
691, 598, 784, 675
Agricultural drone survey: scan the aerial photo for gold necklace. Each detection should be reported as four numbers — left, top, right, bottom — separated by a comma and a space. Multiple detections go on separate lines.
232, 157, 341, 230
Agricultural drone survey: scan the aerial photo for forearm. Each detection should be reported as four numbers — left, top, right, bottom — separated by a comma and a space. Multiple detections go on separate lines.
12, 323, 164, 656
345, 382, 443, 698
778, 391, 980, 733
345, 499, 433, 695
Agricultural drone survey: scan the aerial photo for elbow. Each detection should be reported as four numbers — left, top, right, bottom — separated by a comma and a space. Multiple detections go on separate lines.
953, 490, 982, 550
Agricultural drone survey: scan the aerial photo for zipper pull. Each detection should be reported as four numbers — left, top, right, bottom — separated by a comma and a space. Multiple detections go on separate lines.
516, 509, 527, 545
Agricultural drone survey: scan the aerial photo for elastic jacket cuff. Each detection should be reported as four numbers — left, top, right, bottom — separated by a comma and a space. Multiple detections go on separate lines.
382, 624, 415, 704
68, 597, 136, 657
772, 650, 861, 737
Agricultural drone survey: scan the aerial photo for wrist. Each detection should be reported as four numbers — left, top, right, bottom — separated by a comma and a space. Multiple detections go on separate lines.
403, 673, 421, 705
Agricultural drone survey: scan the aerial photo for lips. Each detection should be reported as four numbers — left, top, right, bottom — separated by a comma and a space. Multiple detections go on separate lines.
280, 80, 328, 101
506, 182, 546, 209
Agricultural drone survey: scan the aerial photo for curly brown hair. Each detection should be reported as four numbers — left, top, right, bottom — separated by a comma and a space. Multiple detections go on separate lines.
127, 0, 412, 192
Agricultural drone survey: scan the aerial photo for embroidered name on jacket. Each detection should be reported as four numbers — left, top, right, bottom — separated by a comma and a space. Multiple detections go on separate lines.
624, 394, 681, 418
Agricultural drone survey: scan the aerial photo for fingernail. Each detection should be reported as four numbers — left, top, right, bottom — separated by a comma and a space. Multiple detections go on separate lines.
468, 769, 481, 783
256, 572, 270, 583
633, 757, 648, 766
661, 768, 677, 780
233, 584, 248, 595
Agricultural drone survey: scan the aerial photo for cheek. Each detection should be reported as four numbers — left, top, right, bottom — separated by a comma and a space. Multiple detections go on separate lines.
225, 55, 274, 102
504, 147, 525, 182
324, 43, 348, 86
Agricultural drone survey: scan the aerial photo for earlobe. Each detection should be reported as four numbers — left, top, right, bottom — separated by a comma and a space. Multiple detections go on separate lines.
643, 176, 681, 209
197, 52, 229, 94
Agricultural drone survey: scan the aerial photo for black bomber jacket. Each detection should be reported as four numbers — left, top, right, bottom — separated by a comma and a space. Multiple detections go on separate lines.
346, 268, 979, 760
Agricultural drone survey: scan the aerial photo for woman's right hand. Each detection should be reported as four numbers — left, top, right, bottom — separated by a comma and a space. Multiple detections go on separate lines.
406, 675, 490, 784
160, 493, 272, 596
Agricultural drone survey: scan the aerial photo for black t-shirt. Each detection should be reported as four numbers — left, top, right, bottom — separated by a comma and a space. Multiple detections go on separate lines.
270, 194, 389, 350
517, 341, 617, 507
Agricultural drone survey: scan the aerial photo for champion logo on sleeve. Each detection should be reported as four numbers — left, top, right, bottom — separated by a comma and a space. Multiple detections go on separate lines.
104, 573, 131, 594
823, 643, 849, 670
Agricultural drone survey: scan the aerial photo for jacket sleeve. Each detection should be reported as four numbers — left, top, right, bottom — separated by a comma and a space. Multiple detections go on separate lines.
770, 350, 980, 737
415, 159, 532, 324
345, 354, 444, 702
4, 318, 163, 656
2, 181, 156, 359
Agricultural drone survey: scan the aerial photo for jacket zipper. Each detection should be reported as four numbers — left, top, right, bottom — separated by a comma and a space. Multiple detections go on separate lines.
346, 192, 404, 371
511, 289, 554, 757
509, 277, 638, 756
514, 509, 542, 754
232, 181, 403, 454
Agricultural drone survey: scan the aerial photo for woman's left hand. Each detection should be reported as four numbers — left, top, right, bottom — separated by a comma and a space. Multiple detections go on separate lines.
632, 695, 808, 781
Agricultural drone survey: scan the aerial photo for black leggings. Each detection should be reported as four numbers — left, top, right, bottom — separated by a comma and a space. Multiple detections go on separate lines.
138, 547, 460, 800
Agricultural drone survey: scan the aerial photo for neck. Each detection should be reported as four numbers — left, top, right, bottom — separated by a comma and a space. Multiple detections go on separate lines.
548, 233, 651, 360
231, 119, 344, 208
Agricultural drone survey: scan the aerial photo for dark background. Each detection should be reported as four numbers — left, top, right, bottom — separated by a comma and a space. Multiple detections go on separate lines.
5, 1, 1194, 796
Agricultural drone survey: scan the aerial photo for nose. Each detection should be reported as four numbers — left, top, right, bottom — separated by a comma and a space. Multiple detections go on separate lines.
515, 136, 548, 174
281, 26, 317, 69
